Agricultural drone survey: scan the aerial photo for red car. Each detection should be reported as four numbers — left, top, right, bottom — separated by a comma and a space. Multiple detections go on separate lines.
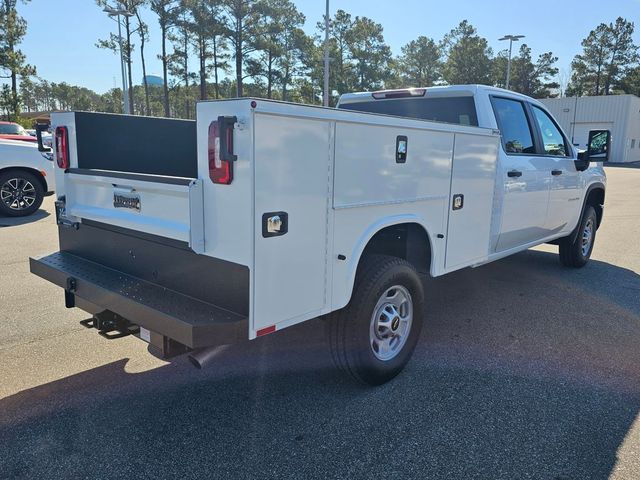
0, 121, 37, 143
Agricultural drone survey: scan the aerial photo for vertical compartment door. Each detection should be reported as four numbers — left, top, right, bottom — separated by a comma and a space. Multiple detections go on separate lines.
445, 134, 499, 270
252, 114, 331, 335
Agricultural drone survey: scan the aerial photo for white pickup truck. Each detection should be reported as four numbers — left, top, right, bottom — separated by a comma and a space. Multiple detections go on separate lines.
0, 139, 55, 217
30, 85, 609, 385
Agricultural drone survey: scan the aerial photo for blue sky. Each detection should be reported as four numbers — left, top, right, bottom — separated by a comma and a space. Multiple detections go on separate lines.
6, 0, 640, 93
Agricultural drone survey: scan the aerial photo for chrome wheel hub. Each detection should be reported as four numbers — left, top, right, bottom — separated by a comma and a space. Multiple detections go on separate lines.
0, 178, 36, 211
581, 218, 594, 257
370, 285, 413, 361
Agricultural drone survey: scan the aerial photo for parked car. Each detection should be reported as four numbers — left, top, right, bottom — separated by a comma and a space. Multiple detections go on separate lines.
31, 86, 608, 385
0, 121, 37, 143
0, 139, 55, 216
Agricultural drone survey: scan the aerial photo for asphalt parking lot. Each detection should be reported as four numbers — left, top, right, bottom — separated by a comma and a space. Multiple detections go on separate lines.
0, 166, 639, 480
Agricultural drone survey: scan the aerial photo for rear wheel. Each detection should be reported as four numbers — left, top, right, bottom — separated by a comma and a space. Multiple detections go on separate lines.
326, 255, 424, 386
559, 205, 597, 268
0, 170, 44, 217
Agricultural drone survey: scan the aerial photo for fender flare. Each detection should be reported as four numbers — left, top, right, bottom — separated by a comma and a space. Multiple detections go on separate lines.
341, 214, 434, 307
568, 182, 605, 244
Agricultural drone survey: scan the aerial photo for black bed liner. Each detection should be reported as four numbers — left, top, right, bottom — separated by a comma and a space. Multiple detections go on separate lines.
73, 111, 197, 178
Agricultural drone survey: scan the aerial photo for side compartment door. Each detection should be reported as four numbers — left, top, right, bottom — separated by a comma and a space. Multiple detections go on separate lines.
491, 97, 551, 252
252, 113, 331, 335
444, 133, 499, 270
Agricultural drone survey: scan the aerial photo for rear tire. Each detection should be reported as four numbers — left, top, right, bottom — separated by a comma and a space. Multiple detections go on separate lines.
0, 170, 44, 217
559, 205, 597, 268
326, 255, 424, 386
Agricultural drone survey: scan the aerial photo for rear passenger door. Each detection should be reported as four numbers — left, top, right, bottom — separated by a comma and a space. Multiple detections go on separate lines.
491, 96, 552, 252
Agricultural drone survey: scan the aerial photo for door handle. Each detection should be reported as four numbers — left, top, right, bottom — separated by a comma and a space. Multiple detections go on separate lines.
551, 169, 563, 176
507, 170, 522, 178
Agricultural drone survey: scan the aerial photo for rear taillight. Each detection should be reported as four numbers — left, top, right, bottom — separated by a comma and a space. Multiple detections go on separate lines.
55, 126, 69, 169
208, 116, 237, 185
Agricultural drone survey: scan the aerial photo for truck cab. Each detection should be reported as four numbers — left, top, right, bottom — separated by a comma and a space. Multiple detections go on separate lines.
338, 85, 606, 258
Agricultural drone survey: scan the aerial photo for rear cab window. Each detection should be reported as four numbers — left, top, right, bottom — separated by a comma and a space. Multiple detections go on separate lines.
338, 96, 479, 127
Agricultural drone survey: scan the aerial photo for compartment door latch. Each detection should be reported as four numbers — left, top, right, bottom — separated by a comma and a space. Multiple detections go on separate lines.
262, 212, 288, 238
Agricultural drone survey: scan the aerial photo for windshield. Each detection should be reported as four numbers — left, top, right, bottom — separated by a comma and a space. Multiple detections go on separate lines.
338, 96, 479, 126
0, 123, 26, 135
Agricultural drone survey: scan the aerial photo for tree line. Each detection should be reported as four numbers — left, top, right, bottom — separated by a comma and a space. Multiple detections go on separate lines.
1, 0, 640, 122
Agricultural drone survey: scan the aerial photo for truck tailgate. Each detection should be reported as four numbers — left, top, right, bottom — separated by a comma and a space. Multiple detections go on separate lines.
63, 169, 204, 253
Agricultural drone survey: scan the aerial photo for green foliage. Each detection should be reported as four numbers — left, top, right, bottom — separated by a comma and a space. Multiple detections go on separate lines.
567, 17, 638, 96
0, 0, 35, 120
441, 20, 493, 85
220, 0, 265, 97
508, 45, 559, 98
394, 36, 441, 88
312, 9, 392, 103
28, 2, 640, 122
246, 0, 307, 99
149, 0, 180, 116
347, 16, 392, 91
617, 66, 640, 96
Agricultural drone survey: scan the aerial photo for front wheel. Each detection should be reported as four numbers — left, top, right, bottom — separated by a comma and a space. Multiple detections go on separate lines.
0, 170, 44, 217
326, 255, 424, 386
559, 205, 597, 268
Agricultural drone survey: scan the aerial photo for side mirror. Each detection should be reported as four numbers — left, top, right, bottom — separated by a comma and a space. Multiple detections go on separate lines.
587, 130, 611, 162
35, 122, 51, 153
575, 129, 611, 171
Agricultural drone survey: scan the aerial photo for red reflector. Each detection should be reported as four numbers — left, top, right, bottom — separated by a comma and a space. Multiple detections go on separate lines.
256, 325, 276, 337
55, 126, 69, 169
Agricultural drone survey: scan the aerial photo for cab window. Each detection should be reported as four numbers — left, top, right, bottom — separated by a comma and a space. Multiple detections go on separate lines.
491, 97, 535, 154
532, 106, 569, 156
338, 96, 479, 126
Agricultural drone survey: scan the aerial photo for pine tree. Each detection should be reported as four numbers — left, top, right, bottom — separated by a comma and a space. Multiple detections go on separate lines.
0, 0, 35, 121
441, 20, 492, 85
396, 36, 442, 87
567, 18, 637, 96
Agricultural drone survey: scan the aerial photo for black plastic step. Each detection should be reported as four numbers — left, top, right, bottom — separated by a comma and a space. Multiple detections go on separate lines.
30, 251, 247, 348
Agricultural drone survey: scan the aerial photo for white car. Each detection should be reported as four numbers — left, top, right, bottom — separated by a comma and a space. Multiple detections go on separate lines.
0, 139, 55, 217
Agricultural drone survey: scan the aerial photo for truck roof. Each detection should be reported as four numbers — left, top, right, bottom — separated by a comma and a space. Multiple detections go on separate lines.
338, 84, 541, 106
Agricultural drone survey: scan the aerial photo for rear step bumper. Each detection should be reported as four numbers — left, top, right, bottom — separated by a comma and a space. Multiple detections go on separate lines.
30, 252, 247, 348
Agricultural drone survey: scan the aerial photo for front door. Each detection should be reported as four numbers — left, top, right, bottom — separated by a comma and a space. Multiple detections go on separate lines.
530, 105, 582, 235
491, 97, 551, 252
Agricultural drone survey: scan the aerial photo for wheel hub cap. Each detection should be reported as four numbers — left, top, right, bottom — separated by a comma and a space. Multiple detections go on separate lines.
370, 285, 413, 361
581, 219, 594, 257
0, 178, 36, 211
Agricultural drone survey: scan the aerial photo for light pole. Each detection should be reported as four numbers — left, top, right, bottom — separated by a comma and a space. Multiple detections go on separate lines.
104, 5, 134, 114
498, 34, 525, 90
323, 0, 330, 107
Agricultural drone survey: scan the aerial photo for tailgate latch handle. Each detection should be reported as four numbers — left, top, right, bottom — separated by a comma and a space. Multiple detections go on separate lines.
218, 116, 238, 162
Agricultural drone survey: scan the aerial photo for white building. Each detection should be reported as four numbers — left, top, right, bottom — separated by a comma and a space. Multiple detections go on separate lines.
541, 94, 640, 163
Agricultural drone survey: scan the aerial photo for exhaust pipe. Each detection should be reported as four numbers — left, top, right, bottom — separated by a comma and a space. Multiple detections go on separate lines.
188, 345, 230, 369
